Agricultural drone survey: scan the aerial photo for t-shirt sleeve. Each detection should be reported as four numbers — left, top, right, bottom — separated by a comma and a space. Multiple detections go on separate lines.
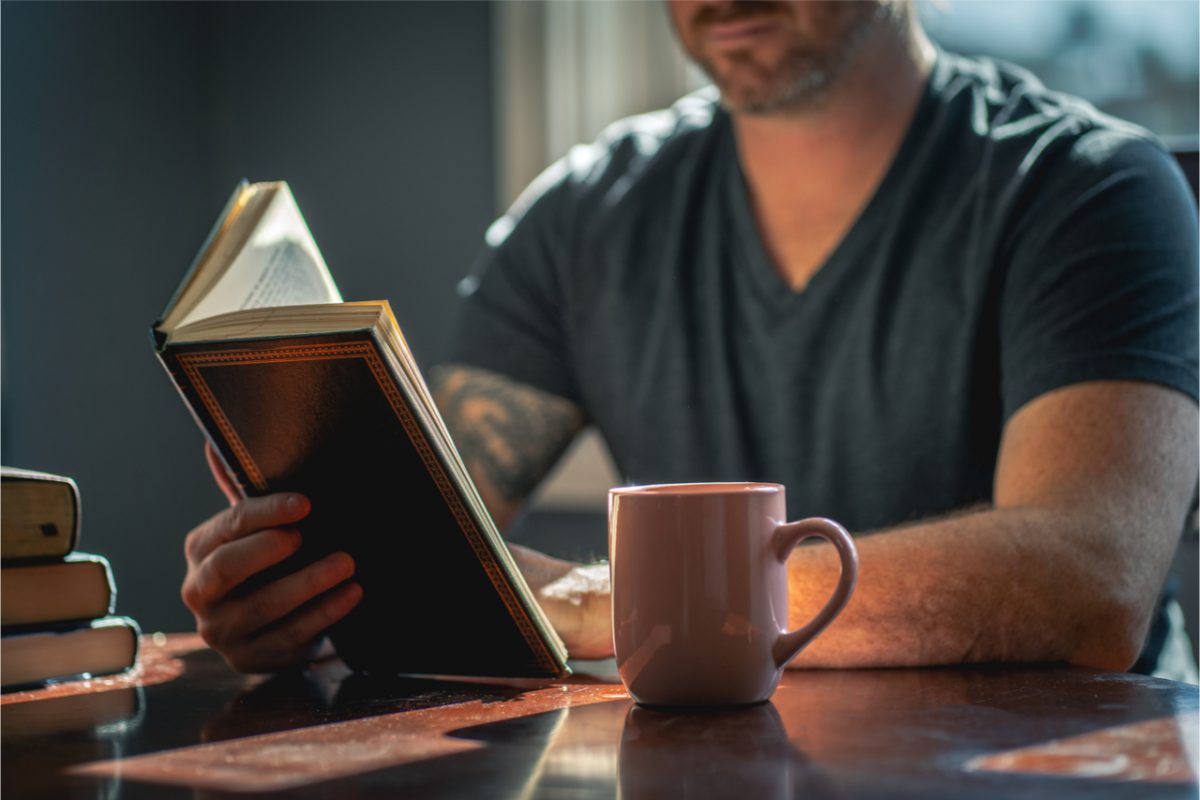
999, 130, 1199, 420
446, 159, 584, 404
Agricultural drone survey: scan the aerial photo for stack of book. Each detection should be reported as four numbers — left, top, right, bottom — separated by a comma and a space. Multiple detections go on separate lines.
1, 467, 140, 691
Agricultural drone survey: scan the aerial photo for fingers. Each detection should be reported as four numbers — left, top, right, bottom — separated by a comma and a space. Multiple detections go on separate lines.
184, 492, 310, 567
181, 465, 360, 674
182, 528, 301, 614
222, 581, 364, 674
227, 551, 356, 633
205, 442, 243, 506
196, 552, 362, 674
195, 551, 356, 655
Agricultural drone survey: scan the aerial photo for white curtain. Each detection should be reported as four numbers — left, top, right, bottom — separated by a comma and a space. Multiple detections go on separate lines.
494, 0, 704, 209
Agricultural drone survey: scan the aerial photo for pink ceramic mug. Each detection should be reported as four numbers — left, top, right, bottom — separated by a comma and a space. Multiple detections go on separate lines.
609, 483, 858, 706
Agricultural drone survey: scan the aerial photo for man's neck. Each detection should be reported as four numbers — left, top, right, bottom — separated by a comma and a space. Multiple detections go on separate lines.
732, 23, 936, 291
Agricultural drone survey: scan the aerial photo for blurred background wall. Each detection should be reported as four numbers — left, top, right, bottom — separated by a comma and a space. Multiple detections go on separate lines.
1, 1, 498, 632
2, 1, 1197, 647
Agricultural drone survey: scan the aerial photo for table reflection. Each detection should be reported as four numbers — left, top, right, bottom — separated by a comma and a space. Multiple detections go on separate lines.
619, 702, 820, 799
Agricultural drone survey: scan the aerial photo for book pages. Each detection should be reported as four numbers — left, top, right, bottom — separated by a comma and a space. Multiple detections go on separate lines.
178, 187, 340, 328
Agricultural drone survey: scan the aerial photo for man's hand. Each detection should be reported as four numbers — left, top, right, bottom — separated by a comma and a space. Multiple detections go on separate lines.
181, 443, 362, 673
509, 544, 614, 659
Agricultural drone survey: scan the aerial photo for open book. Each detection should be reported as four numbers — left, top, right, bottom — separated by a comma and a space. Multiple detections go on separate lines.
153, 181, 568, 678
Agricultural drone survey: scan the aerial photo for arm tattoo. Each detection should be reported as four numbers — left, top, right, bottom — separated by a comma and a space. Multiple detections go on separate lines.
431, 364, 586, 505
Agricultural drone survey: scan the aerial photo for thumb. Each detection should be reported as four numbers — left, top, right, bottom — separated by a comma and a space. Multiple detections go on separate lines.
205, 441, 243, 506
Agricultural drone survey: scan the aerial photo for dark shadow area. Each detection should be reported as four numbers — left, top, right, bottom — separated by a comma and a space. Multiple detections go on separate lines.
509, 509, 608, 563
1, 1, 497, 635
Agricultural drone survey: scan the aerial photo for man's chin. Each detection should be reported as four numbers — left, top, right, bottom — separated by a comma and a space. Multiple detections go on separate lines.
716, 75, 829, 116
702, 54, 831, 116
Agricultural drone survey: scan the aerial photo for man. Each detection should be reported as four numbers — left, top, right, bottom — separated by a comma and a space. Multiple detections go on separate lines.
181, 0, 1198, 676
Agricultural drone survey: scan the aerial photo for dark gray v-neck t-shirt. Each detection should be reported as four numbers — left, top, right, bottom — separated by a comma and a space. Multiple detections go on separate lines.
452, 52, 1197, 533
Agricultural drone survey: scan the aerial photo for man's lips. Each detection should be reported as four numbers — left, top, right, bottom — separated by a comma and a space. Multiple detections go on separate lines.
702, 16, 780, 44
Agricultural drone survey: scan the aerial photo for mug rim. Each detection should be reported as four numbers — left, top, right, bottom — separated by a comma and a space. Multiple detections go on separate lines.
609, 481, 783, 496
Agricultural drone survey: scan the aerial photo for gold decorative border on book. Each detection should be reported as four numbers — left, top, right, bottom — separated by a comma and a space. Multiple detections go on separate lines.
177, 352, 271, 492
175, 342, 557, 674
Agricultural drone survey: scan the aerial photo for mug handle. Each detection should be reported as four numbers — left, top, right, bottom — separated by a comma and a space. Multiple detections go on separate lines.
771, 517, 859, 669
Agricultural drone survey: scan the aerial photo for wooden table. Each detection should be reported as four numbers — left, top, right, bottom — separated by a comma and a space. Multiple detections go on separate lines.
2, 634, 1196, 798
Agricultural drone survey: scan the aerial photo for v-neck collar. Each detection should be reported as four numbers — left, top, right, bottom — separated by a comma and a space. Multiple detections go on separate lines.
724, 56, 943, 312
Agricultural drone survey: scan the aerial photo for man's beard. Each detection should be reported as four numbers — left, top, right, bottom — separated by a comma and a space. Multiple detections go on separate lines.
690, 2, 895, 116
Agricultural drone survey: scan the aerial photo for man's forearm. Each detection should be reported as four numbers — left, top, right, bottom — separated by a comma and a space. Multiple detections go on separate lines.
788, 383, 1195, 672
784, 505, 1171, 671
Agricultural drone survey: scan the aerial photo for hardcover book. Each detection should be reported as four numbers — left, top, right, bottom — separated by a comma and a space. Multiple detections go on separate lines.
1, 554, 115, 627
1, 467, 80, 562
152, 181, 568, 679
1, 617, 140, 691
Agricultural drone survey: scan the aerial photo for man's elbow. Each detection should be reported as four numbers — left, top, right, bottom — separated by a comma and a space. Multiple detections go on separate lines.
1056, 514, 1176, 672
1066, 589, 1156, 672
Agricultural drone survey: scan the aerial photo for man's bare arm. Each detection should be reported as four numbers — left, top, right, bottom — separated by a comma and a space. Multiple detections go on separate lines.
432, 370, 1195, 669
431, 364, 615, 656
785, 380, 1197, 671
431, 364, 585, 531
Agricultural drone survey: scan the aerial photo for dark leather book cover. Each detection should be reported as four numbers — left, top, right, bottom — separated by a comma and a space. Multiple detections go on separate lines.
156, 330, 564, 678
